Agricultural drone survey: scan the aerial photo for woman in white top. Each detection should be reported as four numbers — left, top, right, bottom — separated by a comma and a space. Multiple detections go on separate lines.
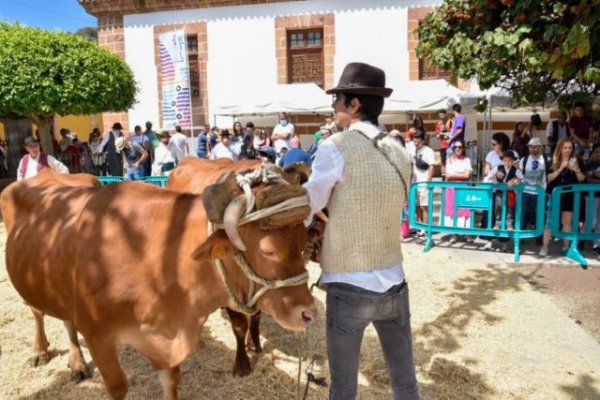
444, 141, 473, 242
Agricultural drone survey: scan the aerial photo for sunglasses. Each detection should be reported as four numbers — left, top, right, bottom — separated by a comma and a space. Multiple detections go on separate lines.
454, 146, 463, 149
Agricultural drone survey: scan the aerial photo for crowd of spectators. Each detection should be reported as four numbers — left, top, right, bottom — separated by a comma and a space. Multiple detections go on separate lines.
398, 101, 599, 258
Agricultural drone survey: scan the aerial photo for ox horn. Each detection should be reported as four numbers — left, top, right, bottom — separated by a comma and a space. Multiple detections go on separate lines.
223, 195, 248, 251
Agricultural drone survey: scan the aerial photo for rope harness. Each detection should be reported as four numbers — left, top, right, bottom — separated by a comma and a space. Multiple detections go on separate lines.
212, 165, 310, 315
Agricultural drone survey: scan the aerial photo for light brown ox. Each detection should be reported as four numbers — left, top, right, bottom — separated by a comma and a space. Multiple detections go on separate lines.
1, 167, 317, 400
167, 158, 312, 376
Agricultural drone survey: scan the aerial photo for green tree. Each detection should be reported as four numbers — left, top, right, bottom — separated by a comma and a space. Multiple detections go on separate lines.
0, 23, 136, 153
417, 0, 600, 107
75, 26, 98, 42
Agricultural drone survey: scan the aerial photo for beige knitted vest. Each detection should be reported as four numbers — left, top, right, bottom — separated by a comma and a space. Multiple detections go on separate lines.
321, 128, 412, 273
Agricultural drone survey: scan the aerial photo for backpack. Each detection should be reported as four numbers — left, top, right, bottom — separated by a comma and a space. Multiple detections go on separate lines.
20, 153, 49, 178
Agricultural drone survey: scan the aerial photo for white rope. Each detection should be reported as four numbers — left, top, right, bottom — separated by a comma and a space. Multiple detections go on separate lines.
239, 195, 309, 225
212, 165, 310, 314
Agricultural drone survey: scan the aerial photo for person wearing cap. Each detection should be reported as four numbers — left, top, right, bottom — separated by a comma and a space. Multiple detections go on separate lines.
115, 136, 148, 181
99, 122, 125, 176
152, 130, 176, 176
303, 62, 418, 399
209, 129, 236, 161
485, 150, 523, 233
17, 136, 69, 181
518, 137, 550, 240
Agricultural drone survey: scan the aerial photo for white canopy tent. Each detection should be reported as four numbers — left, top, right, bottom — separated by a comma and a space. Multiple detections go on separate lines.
212, 80, 479, 117
384, 79, 479, 113
212, 83, 332, 117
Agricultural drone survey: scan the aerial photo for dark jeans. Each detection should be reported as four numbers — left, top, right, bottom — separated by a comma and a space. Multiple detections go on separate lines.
522, 193, 539, 229
325, 282, 419, 400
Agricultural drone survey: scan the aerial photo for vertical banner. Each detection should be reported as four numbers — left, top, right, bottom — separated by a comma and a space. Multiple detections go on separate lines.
159, 30, 192, 129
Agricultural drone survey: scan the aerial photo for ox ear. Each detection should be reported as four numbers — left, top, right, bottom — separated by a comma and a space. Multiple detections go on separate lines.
201, 172, 242, 224
191, 230, 232, 261
282, 162, 312, 184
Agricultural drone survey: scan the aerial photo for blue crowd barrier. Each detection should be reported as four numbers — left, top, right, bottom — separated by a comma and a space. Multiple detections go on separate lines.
98, 176, 124, 185
97, 176, 168, 187
143, 176, 169, 187
549, 183, 600, 267
409, 181, 546, 262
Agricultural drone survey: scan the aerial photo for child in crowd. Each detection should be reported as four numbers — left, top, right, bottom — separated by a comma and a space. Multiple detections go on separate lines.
485, 150, 523, 230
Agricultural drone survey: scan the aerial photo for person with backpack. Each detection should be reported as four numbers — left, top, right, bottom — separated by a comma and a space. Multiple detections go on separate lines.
518, 137, 550, 241
17, 136, 69, 181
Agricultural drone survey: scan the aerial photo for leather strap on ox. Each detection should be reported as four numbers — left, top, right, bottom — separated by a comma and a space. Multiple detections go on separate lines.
213, 165, 310, 315
214, 252, 309, 315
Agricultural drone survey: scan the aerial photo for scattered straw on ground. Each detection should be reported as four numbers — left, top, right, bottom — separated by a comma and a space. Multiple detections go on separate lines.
1, 225, 599, 399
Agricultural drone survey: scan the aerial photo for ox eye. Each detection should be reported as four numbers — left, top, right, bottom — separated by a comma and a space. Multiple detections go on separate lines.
261, 250, 276, 257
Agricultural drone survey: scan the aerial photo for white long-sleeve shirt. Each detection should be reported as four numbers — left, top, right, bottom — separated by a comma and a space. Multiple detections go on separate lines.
17, 154, 69, 181
303, 120, 405, 293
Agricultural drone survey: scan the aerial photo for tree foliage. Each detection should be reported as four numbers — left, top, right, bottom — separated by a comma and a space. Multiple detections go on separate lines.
417, 0, 600, 107
75, 26, 98, 42
0, 22, 136, 121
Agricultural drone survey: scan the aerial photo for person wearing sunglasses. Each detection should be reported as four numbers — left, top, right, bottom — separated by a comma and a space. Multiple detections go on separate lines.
444, 141, 473, 242
518, 137, 550, 242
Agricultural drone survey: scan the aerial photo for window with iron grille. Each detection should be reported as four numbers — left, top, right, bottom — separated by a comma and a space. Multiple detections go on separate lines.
187, 35, 200, 98
287, 28, 324, 87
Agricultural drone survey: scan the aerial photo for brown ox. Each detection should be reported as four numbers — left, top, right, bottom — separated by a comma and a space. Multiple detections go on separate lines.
167, 158, 311, 376
2, 167, 317, 400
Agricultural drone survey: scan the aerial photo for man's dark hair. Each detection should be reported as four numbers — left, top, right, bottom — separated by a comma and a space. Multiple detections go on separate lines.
438, 109, 447, 114
574, 101, 586, 109
175, 125, 182, 133
145, 121, 152, 128
413, 130, 426, 141
134, 125, 141, 132
452, 104, 462, 112
246, 122, 255, 129
343, 93, 384, 125
492, 132, 510, 152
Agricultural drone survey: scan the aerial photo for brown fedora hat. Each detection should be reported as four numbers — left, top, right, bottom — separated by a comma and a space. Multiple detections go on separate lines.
326, 62, 393, 98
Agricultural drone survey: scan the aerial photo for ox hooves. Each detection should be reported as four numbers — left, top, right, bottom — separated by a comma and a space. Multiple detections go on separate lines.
232, 363, 252, 377
70, 368, 92, 383
31, 353, 50, 367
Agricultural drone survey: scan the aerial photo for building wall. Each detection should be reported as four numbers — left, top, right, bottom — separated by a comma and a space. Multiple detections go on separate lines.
120, 0, 442, 126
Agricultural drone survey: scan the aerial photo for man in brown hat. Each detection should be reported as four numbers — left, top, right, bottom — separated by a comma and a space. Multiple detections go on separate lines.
17, 136, 69, 181
99, 122, 124, 176
304, 62, 418, 399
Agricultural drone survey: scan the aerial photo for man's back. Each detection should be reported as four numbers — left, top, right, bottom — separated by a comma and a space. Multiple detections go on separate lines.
280, 147, 311, 167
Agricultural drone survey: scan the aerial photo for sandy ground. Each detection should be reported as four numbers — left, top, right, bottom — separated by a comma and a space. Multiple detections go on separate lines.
1, 225, 600, 399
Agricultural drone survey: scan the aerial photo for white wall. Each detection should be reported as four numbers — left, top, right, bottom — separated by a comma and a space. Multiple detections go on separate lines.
123, 0, 443, 125
334, 6, 409, 90
123, 25, 160, 130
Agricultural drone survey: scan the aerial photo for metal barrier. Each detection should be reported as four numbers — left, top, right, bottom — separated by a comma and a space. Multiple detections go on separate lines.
409, 181, 546, 261
549, 183, 600, 267
98, 176, 124, 185
143, 176, 169, 187
97, 176, 169, 187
